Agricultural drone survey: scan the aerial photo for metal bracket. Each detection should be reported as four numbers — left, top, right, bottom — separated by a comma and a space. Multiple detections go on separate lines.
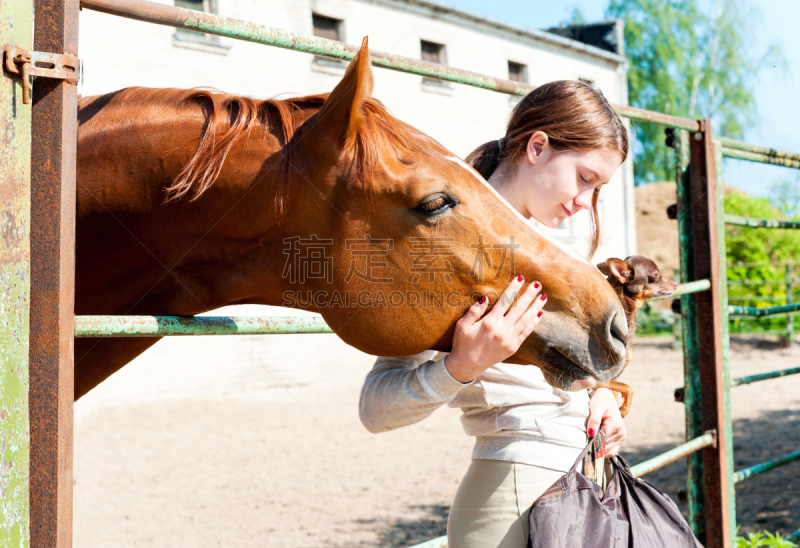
3, 46, 81, 104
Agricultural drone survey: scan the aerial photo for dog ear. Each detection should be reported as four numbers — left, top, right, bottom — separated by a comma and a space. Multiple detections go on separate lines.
597, 258, 634, 284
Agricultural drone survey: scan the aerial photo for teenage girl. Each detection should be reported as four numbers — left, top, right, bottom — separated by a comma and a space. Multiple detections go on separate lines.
359, 80, 630, 548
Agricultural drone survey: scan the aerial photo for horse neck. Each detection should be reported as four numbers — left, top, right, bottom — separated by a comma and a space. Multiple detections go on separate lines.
76, 90, 327, 315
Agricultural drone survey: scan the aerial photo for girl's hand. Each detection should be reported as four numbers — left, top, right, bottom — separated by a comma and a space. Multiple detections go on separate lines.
587, 387, 627, 457
445, 275, 546, 383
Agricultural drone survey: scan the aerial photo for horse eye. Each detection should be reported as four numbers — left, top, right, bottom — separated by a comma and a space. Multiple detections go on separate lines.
416, 194, 457, 215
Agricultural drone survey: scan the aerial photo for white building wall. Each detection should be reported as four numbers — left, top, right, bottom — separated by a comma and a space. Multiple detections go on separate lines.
75, 0, 637, 405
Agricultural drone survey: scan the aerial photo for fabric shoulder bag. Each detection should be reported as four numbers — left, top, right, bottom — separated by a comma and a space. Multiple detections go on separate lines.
527, 433, 702, 547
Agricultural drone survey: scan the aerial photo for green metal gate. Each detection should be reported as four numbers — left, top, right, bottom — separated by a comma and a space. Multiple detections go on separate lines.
5, 0, 800, 546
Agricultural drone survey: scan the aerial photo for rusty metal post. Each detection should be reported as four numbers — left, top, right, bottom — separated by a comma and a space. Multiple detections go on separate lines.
688, 122, 734, 547
29, 0, 79, 546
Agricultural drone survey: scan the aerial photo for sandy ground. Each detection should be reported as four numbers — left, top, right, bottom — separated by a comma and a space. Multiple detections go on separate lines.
73, 335, 800, 547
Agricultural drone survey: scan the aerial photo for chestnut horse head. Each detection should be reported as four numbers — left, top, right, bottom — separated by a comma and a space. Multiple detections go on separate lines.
75, 37, 628, 399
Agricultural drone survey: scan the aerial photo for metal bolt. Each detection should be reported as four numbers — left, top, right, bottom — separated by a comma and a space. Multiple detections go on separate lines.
666, 203, 677, 220
677, 487, 688, 503
671, 298, 682, 315
674, 387, 685, 402
664, 127, 675, 148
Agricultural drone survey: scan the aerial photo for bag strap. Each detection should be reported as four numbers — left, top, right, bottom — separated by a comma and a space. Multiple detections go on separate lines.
611, 454, 634, 476
570, 428, 606, 472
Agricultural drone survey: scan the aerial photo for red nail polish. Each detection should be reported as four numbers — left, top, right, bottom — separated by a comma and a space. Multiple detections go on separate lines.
588, 428, 596, 437
537, 311, 543, 318
540, 293, 547, 301
533, 282, 540, 289
479, 295, 487, 304
517, 274, 524, 282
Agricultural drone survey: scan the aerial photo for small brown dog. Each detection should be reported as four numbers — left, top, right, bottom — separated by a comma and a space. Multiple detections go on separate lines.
594, 256, 678, 417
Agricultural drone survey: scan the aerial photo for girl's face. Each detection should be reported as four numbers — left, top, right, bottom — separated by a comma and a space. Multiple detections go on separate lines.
495, 131, 624, 228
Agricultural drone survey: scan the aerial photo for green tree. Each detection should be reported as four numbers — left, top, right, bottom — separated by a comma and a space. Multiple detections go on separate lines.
769, 175, 800, 220
560, 6, 587, 26
603, 0, 783, 184
725, 190, 800, 335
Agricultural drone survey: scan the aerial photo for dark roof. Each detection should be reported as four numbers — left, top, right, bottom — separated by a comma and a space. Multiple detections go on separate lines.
545, 20, 624, 56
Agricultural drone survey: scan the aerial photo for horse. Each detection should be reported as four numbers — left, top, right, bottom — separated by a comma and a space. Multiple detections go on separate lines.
74, 37, 629, 400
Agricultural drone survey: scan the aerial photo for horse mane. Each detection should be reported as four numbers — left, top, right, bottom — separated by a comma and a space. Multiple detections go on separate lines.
80, 86, 431, 219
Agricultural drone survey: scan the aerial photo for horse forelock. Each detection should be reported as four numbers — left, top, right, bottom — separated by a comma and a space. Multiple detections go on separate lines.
337, 98, 432, 212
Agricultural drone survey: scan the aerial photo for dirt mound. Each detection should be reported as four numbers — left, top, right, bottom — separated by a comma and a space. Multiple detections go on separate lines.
634, 182, 679, 276
634, 181, 740, 277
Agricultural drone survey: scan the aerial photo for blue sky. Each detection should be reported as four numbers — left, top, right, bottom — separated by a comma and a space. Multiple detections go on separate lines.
444, 1, 800, 197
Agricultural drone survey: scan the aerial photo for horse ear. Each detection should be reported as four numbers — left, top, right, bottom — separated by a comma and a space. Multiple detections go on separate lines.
597, 258, 633, 284
312, 36, 374, 146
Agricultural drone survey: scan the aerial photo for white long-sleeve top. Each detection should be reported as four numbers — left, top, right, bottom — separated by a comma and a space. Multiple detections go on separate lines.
359, 350, 590, 472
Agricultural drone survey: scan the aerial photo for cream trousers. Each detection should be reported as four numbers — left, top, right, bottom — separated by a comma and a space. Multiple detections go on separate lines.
446, 459, 565, 548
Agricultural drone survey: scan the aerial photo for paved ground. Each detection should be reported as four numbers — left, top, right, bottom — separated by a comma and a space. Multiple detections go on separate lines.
73, 334, 800, 547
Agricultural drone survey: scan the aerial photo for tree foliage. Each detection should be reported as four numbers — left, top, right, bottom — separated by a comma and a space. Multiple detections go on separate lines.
603, 0, 783, 184
769, 175, 800, 220
725, 191, 800, 334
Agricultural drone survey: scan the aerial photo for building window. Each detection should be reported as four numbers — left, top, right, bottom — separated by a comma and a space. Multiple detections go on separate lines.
508, 61, 528, 83
174, 0, 222, 48
421, 40, 448, 87
312, 14, 345, 67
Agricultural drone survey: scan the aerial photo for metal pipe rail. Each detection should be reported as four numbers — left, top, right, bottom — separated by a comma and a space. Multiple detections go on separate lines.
409, 537, 448, 548
732, 449, 800, 484
73, 279, 713, 337
719, 137, 800, 165
673, 279, 712, 297
629, 431, 717, 478
675, 366, 800, 400
728, 279, 792, 286
727, 296, 788, 302
729, 260, 799, 268
732, 366, 800, 387
74, 315, 333, 337
724, 214, 800, 229
82, 0, 536, 96
728, 302, 800, 317
721, 146, 800, 169
652, 279, 711, 299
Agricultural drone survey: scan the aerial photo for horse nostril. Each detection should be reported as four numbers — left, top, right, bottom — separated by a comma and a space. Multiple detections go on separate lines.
609, 312, 628, 355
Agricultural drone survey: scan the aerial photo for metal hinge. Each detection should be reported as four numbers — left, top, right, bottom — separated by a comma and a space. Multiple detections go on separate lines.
3, 46, 81, 104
